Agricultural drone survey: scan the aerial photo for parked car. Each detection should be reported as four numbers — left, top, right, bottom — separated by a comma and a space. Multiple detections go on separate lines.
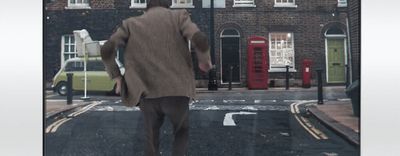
52, 57, 125, 96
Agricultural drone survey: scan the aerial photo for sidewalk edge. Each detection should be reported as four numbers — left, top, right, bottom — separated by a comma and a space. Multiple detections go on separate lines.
308, 106, 360, 146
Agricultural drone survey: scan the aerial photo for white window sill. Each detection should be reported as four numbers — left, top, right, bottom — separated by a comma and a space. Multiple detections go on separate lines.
337, 4, 347, 7
170, 5, 195, 8
65, 6, 91, 9
273, 4, 298, 8
268, 68, 297, 72
232, 4, 256, 7
130, 4, 147, 9
203, 6, 226, 8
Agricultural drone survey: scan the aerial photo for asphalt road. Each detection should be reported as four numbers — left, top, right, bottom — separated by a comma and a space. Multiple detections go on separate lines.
45, 89, 358, 156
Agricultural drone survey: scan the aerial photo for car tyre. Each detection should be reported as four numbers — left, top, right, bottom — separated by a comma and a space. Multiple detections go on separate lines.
56, 81, 68, 96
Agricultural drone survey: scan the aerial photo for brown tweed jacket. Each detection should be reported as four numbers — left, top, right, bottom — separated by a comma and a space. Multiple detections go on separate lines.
101, 7, 210, 107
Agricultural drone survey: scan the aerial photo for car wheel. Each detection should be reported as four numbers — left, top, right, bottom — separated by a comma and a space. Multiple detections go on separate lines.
56, 82, 68, 96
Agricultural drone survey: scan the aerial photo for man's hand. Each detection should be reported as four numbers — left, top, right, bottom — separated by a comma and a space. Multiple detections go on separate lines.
113, 76, 122, 95
199, 60, 212, 73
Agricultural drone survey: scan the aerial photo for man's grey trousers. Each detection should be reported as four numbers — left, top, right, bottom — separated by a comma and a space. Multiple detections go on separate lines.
139, 96, 190, 156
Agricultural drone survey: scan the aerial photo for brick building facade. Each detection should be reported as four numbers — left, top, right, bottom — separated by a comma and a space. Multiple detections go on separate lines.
347, 0, 360, 82
45, 0, 359, 88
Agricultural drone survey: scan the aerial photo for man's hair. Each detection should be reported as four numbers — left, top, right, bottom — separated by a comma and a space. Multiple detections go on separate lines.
146, 0, 169, 10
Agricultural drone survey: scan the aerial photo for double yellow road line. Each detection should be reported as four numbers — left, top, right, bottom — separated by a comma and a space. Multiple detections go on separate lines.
290, 101, 328, 140
45, 101, 102, 134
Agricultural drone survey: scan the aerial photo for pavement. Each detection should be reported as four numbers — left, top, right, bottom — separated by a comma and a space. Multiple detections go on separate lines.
45, 86, 360, 147
308, 101, 360, 146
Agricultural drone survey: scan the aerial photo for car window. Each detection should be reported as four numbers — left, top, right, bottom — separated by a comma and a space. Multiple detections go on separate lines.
87, 61, 106, 71
64, 61, 84, 72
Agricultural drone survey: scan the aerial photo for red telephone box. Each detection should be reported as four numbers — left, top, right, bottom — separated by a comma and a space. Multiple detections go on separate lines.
302, 59, 312, 88
247, 36, 269, 89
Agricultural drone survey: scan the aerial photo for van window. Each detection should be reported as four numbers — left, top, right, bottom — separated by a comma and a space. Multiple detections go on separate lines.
64, 61, 84, 71
87, 61, 106, 71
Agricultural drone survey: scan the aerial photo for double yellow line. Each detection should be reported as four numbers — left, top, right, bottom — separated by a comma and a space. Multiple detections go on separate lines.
45, 101, 102, 133
290, 101, 328, 140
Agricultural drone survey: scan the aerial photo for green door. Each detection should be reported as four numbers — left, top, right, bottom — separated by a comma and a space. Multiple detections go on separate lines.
327, 38, 345, 83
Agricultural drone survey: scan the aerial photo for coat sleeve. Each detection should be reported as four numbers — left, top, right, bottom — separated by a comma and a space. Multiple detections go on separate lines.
101, 20, 130, 79
178, 9, 211, 64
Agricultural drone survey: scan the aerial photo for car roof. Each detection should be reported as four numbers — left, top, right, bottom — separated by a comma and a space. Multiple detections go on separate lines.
64, 57, 124, 67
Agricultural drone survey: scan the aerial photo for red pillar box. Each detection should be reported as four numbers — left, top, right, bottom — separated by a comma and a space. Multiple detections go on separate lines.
247, 36, 269, 89
302, 59, 312, 88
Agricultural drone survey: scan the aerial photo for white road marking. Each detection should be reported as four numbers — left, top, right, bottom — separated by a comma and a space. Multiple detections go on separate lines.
46, 94, 58, 98
223, 100, 246, 103
204, 106, 219, 110
242, 106, 258, 111
223, 111, 257, 126
284, 100, 302, 103
92, 106, 140, 111
254, 100, 277, 103
114, 100, 122, 104
199, 99, 215, 103
322, 152, 338, 156
46, 99, 84, 102
337, 98, 351, 101
279, 132, 290, 136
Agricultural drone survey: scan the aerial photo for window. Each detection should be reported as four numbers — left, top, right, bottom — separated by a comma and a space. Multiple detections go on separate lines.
269, 32, 295, 71
65, 61, 84, 72
274, 0, 297, 8
337, 0, 347, 7
171, 0, 194, 8
61, 35, 78, 66
66, 0, 90, 9
233, 0, 255, 7
202, 0, 225, 8
87, 61, 106, 71
131, 0, 147, 8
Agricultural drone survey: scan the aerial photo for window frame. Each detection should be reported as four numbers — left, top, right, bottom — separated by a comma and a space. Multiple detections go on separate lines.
171, 0, 195, 8
268, 32, 297, 72
130, 0, 147, 8
337, 0, 347, 7
66, 0, 91, 9
233, 0, 256, 7
274, 0, 297, 8
61, 35, 78, 66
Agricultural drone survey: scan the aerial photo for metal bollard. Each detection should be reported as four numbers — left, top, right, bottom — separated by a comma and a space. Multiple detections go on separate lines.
285, 65, 290, 90
66, 73, 73, 105
316, 69, 323, 104
228, 65, 233, 90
